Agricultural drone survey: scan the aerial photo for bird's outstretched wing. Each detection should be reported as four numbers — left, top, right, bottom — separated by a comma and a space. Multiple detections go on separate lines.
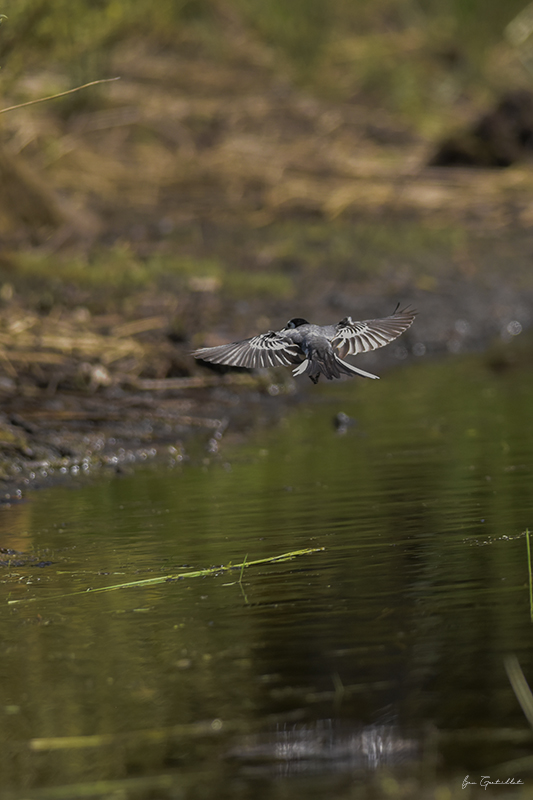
193, 331, 301, 369
332, 307, 416, 358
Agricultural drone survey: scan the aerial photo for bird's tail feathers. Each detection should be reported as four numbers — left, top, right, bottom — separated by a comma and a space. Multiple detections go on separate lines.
292, 359, 311, 377
292, 355, 379, 381
333, 356, 379, 380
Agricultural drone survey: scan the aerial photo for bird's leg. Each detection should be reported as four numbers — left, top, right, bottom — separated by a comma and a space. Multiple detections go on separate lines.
310, 374, 320, 384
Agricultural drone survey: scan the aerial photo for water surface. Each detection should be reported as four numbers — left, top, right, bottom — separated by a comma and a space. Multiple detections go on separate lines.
1, 354, 533, 798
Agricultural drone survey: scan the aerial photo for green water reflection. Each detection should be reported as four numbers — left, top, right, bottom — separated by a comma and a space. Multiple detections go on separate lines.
1, 355, 533, 796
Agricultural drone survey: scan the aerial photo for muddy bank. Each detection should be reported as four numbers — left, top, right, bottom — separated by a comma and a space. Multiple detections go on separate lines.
0, 251, 531, 501
0, 371, 296, 499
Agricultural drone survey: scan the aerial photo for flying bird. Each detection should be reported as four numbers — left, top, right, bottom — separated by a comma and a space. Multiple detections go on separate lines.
193, 306, 416, 384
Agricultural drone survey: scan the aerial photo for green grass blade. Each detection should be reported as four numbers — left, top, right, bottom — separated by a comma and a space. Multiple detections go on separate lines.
7, 547, 325, 605
526, 528, 533, 622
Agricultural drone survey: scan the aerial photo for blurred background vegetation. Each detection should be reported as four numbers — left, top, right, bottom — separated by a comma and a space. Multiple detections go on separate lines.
0, 0, 532, 350
1, 0, 529, 119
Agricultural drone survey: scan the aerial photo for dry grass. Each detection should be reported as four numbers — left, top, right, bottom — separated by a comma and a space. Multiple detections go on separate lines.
1, 12, 532, 256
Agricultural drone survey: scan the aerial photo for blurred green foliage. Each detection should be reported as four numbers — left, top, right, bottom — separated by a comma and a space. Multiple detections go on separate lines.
7, 246, 294, 308
265, 219, 465, 279
2, 217, 462, 306
234, 0, 330, 73
0, 0, 530, 104
0, 0, 528, 309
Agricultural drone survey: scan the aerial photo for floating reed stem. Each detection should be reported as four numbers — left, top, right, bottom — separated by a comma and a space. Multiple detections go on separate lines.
7, 547, 324, 605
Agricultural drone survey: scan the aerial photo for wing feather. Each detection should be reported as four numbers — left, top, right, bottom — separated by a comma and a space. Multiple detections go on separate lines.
332, 307, 416, 357
193, 330, 301, 369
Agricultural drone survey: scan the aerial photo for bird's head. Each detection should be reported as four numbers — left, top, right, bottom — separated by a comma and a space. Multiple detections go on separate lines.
286, 318, 309, 329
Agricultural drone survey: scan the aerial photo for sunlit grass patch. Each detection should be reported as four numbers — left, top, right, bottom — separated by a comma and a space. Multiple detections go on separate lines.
8, 248, 220, 291
3, 248, 293, 306
223, 269, 293, 299
260, 218, 466, 280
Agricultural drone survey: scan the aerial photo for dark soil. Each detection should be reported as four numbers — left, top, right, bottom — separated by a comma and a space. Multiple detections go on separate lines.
430, 90, 533, 167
